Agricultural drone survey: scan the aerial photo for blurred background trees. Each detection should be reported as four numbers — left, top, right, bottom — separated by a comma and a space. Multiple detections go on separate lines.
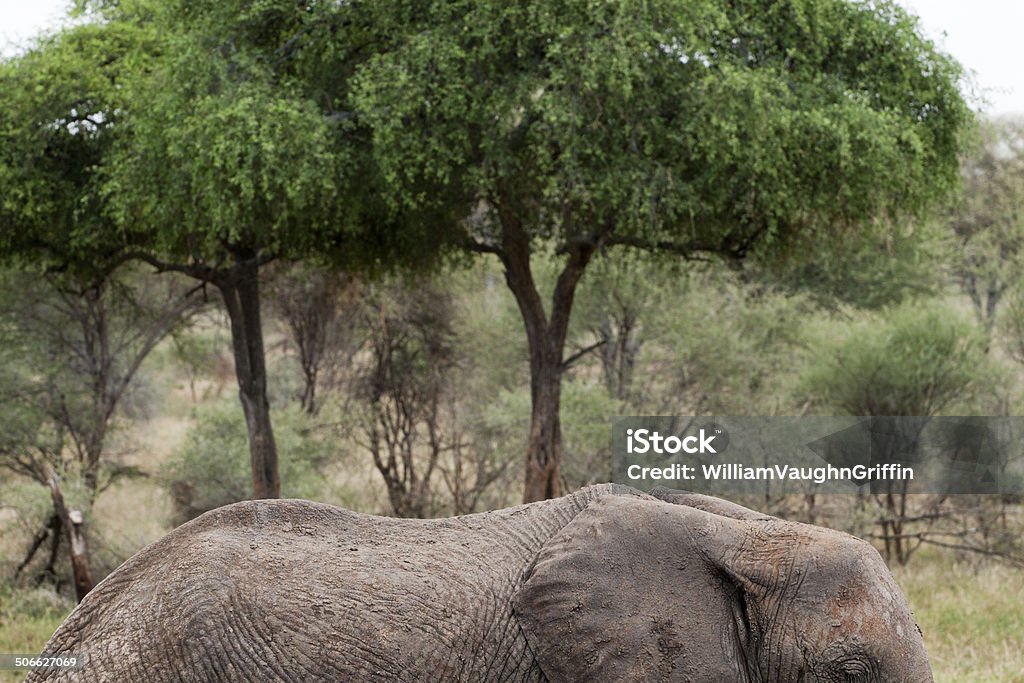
948, 117, 1024, 338
0, 266, 202, 598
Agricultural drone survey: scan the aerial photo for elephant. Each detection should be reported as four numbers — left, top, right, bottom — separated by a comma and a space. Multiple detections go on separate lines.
27, 484, 933, 682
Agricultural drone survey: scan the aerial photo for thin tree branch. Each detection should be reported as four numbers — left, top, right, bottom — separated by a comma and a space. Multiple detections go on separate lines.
562, 339, 607, 370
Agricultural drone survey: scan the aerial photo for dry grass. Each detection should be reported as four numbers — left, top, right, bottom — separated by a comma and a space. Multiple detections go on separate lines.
123, 413, 195, 468
894, 551, 1024, 682
0, 588, 73, 683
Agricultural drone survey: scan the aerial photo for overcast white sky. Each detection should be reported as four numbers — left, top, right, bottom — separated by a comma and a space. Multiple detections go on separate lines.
2, 0, 1022, 115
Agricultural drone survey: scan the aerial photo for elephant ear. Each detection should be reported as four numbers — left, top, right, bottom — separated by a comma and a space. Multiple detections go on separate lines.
513, 495, 756, 683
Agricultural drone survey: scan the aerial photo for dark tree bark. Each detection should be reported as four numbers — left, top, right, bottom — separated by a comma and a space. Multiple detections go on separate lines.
495, 211, 595, 503
40, 513, 62, 588
15, 515, 54, 579
215, 256, 280, 500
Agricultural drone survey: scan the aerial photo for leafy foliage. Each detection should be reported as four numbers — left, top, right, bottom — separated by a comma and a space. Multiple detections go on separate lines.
654, 272, 814, 414
162, 402, 329, 523
104, 37, 347, 261
0, 21, 152, 273
803, 301, 997, 416
752, 220, 948, 310
354, 0, 970, 252
351, 0, 973, 500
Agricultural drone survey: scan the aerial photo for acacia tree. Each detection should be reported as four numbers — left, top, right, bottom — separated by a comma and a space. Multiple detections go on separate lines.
0, 11, 295, 500
353, 0, 972, 501
352, 280, 459, 518
0, 21, 140, 266
103, 0, 357, 499
267, 264, 361, 416
0, 268, 199, 600
6, 0, 450, 499
0, 270, 201, 499
570, 257, 673, 403
107, 0, 465, 498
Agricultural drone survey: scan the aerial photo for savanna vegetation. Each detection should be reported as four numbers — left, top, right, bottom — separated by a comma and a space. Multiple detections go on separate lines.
2, 0, 1023, 681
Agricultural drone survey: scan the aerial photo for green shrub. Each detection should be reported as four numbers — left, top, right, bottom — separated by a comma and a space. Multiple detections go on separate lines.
802, 301, 999, 416
651, 273, 813, 414
162, 402, 329, 523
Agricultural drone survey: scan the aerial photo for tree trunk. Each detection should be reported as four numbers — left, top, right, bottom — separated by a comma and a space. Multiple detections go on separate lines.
80, 285, 109, 501
39, 513, 62, 587
524, 356, 564, 502
598, 311, 639, 401
47, 471, 94, 602
497, 212, 594, 503
217, 257, 280, 499
300, 365, 318, 416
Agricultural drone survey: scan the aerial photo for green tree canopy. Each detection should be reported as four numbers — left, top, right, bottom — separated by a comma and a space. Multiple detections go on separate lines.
356, 0, 967, 235
1, 0, 459, 499
100, 0, 378, 500
351, 0, 972, 501
0, 21, 148, 272
103, 1, 348, 264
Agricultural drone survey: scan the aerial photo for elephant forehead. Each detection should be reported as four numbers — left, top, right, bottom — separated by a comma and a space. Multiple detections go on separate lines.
824, 570, 916, 638
786, 551, 926, 676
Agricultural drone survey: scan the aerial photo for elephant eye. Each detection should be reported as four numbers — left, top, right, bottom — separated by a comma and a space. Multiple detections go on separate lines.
833, 656, 874, 683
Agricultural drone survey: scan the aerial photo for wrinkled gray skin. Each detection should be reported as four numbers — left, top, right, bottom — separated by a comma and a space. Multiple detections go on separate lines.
29, 485, 933, 682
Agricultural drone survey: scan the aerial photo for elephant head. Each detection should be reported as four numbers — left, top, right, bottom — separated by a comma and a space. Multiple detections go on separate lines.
514, 487, 933, 683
